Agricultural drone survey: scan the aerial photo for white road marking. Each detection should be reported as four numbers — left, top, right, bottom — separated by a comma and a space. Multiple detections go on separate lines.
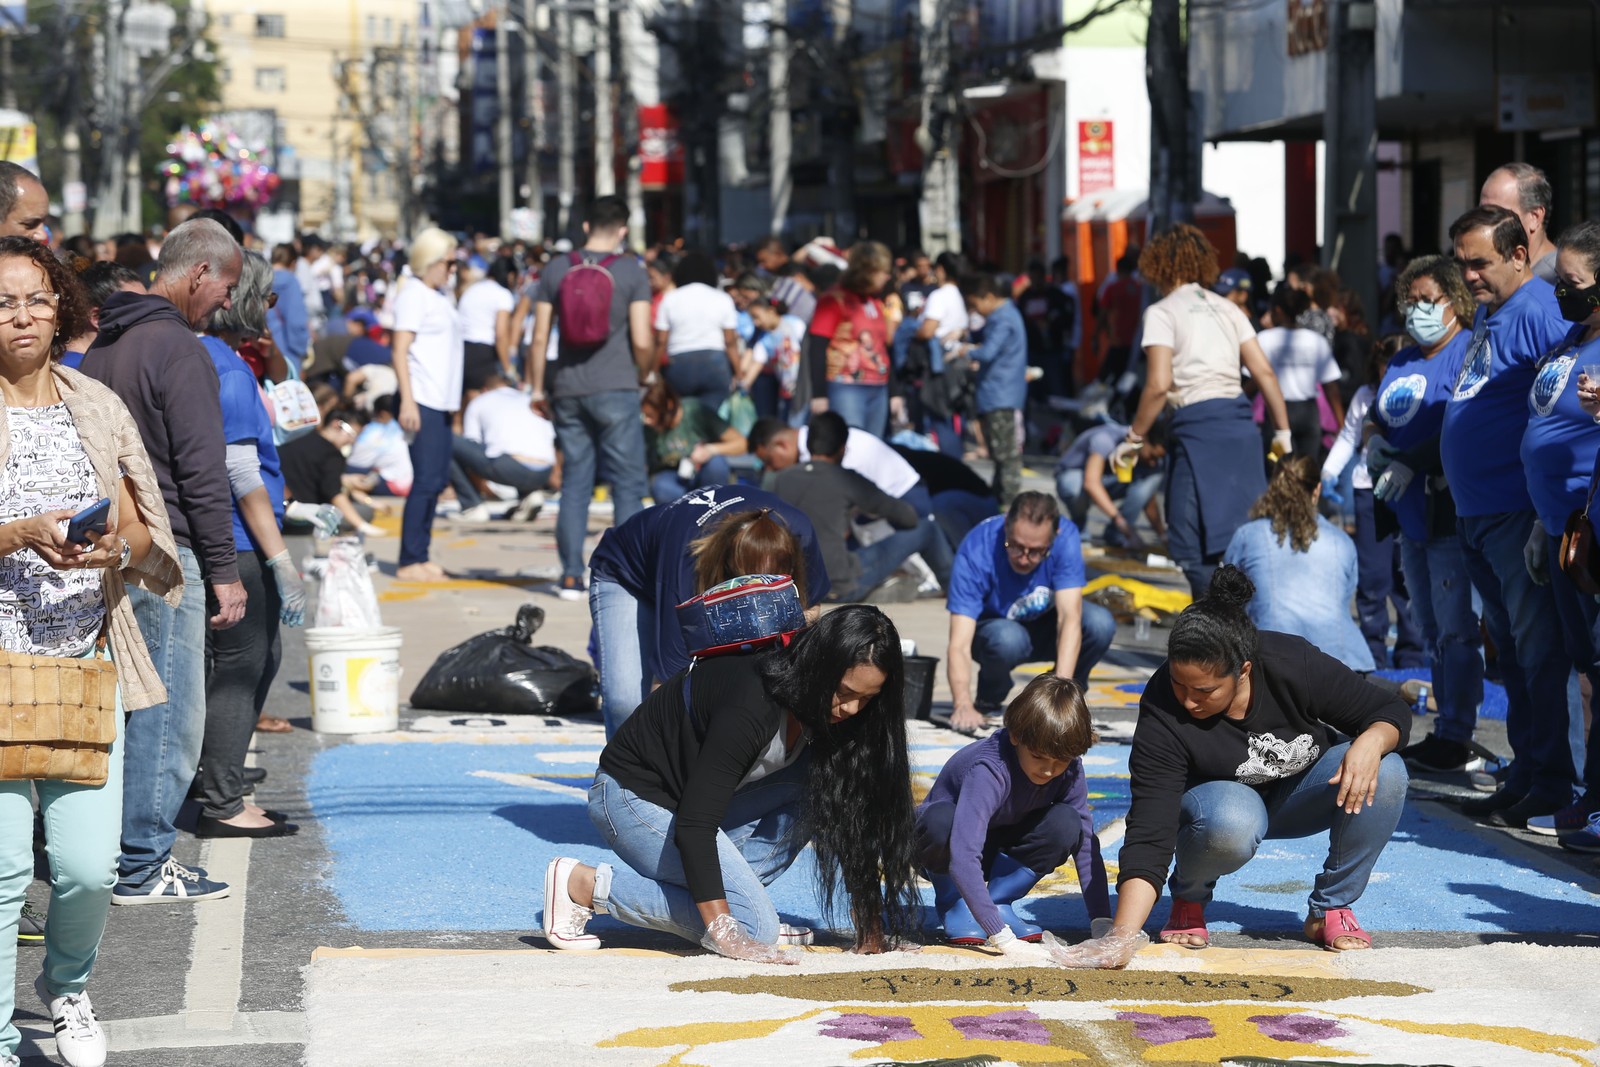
18, 1010, 304, 1057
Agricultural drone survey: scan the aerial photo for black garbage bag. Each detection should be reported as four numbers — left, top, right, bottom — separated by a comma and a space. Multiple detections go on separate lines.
409, 604, 599, 717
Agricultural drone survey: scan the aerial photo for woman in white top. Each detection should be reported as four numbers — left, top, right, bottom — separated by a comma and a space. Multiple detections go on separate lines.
1254, 285, 1344, 463
455, 256, 517, 394
913, 252, 970, 456
392, 228, 465, 582
1122, 225, 1291, 596
654, 251, 742, 411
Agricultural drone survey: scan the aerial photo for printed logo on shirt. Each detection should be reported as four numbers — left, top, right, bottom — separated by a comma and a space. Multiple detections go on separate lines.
1529, 352, 1574, 418
1235, 732, 1320, 785
1452, 326, 1492, 401
1377, 373, 1427, 427
1006, 584, 1054, 622
679, 487, 750, 527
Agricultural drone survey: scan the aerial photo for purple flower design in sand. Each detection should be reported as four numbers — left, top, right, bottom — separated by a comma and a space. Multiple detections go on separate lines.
951, 1010, 1052, 1045
820, 1013, 919, 1043
1116, 1011, 1216, 1045
1249, 1013, 1348, 1043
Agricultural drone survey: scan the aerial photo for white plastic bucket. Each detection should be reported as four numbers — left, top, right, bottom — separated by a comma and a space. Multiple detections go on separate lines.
305, 627, 403, 734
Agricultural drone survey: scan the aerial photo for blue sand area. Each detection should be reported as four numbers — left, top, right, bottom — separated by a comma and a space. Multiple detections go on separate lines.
309, 738, 1598, 935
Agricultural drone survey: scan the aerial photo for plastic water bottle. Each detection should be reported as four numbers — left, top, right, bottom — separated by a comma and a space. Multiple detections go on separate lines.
1134, 616, 1151, 642
1411, 684, 1430, 716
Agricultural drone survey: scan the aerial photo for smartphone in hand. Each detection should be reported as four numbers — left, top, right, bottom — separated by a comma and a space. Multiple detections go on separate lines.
65, 498, 111, 545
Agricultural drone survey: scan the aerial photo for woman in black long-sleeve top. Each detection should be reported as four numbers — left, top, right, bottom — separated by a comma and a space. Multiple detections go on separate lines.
540, 606, 920, 961
1053, 565, 1411, 969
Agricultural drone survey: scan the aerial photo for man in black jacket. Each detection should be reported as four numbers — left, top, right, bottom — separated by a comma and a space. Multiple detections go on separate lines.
774, 412, 951, 602
79, 217, 243, 905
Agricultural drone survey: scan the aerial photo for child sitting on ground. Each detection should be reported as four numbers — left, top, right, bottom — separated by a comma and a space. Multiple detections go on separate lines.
916, 674, 1112, 960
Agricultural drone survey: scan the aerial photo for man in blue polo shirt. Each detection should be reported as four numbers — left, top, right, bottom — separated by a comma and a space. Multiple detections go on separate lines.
944, 491, 1117, 734
1440, 204, 1577, 828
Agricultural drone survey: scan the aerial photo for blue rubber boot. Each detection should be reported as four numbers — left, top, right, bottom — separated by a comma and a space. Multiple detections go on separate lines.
927, 872, 986, 944
988, 853, 1048, 942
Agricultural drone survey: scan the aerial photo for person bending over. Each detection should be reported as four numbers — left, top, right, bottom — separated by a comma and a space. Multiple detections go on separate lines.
541, 607, 919, 959
1050, 565, 1410, 969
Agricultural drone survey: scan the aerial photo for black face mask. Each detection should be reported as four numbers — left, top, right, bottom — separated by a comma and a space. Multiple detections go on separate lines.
1556, 282, 1600, 323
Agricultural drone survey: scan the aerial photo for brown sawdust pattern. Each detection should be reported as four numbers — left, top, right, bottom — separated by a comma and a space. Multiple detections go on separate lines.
671, 967, 1423, 1004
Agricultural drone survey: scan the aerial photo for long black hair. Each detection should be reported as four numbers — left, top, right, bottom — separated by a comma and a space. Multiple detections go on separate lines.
1167, 565, 1260, 679
758, 605, 918, 945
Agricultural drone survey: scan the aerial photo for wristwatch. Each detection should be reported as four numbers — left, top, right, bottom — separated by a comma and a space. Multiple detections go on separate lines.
116, 537, 131, 570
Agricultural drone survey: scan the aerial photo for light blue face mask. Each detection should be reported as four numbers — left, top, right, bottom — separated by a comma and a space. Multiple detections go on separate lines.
1406, 301, 1451, 346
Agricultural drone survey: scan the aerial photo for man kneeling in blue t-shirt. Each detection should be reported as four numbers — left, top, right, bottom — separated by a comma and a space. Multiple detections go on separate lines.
945, 491, 1117, 735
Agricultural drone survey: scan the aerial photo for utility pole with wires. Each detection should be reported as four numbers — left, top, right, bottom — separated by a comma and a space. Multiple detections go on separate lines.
521, 0, 545, 240
496, 0, 516, 239
917, 0, 959, 255
593, 0, 614, 197
768, 19, 790, 237
1146, 0, 1195, 236
556, 2, 577, 235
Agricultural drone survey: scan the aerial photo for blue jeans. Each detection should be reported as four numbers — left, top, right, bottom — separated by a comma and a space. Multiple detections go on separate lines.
551, 389, 648, 583
827, 381, 888, 438
931, 489, 997, 549
661, 350, 733, 412
1056, 467, 1164, 545
1353, 490, 1424, 669
448, 435, 553, 509
120, 545, 206, 888
834, 518, 951, 602
970, 604, 1118, 705
1545, 530, 1600, 792
1169, 743, 1408, 917
590, 578, 659, 739
1398, 533, 1484, 746
0, 646, 124, 1056
649, 454, 731, 506
1458, 511, 1578, 802
399, 404, 452, 567
588, 759, 808, 945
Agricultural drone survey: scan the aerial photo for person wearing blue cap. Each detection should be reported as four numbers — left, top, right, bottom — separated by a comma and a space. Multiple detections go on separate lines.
1214, 268, 1256, 321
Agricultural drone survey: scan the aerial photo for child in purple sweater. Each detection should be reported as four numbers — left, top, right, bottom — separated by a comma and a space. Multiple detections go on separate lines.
916, 674, 1111, 960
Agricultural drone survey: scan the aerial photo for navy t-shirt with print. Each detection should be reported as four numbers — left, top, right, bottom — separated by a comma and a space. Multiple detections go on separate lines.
588, 484, 830, 682
1440, 279, 1567, 518
1521, 325, 1600, 535
946, 514, 1086, 622
1370, 333, 1469, 541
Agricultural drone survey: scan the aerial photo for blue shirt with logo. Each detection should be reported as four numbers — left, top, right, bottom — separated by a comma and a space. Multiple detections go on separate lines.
588, 484, 830, 682
1521, 324, 1600, 535
1440, 279, 1567, 518
1371, 333, 1469, 541
946, 514, 1086, 622
202, 335, 284, 553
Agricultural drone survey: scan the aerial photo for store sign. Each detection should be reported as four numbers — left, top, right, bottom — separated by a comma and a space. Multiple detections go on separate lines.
1078, 120, 1114, 194
0, 110, 37, 173
639, 104, 684, 189
1287, 0, 1327, 56
1498, 74, 1596, 133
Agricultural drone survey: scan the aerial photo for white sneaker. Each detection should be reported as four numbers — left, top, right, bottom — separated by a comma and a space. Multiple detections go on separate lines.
510, 490, 546, 522
36, 976, 107, 1067
777, 922, 814, 945
457, 503, 494, 522
542, 857, 599, 950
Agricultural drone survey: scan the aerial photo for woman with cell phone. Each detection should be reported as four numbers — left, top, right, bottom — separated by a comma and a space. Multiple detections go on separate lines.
0, 234, 180, 1067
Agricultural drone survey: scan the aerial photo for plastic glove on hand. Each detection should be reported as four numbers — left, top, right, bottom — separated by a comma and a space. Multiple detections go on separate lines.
1090, 917, 1116, 940
984, 926, 1052, 963
1524, 523, 1550, 586
1040, 928, 1149, 969
265, 551, 308, 628
286, 500, 343, 538
1319, 474, 1345, 506
1372, 460, 1414, 503
1109, 439, 1143, 471
1269, 430, 1293, 460
1364, 435, 1398, 477
700, 913, 797, 965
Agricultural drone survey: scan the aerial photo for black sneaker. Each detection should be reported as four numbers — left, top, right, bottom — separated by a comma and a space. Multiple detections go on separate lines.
17, 901, 44, 945
1460, 788, 1525, 819
1487, 793, 1567, 829
1401, 734, 1475, 773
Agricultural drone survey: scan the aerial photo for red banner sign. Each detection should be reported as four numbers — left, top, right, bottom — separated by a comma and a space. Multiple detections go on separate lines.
639, 104, 684, 189
1077, 120, 1114, 194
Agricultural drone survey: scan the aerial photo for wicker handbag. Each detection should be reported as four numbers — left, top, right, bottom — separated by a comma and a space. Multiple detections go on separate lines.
0, 640, 117, 786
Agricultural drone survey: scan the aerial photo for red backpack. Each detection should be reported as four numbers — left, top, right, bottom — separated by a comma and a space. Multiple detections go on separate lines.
557, 252, 621, 349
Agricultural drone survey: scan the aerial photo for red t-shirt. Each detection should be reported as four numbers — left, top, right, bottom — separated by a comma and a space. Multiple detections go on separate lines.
1101, 275, 1144, 348
809, 289, 890, 386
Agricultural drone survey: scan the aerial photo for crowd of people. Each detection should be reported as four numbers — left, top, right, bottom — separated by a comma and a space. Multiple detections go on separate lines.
2, 151, 1599, 1062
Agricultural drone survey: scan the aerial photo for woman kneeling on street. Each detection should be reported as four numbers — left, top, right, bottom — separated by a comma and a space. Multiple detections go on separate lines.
1052, 565, 1411, 969
542, 606, 920, 960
